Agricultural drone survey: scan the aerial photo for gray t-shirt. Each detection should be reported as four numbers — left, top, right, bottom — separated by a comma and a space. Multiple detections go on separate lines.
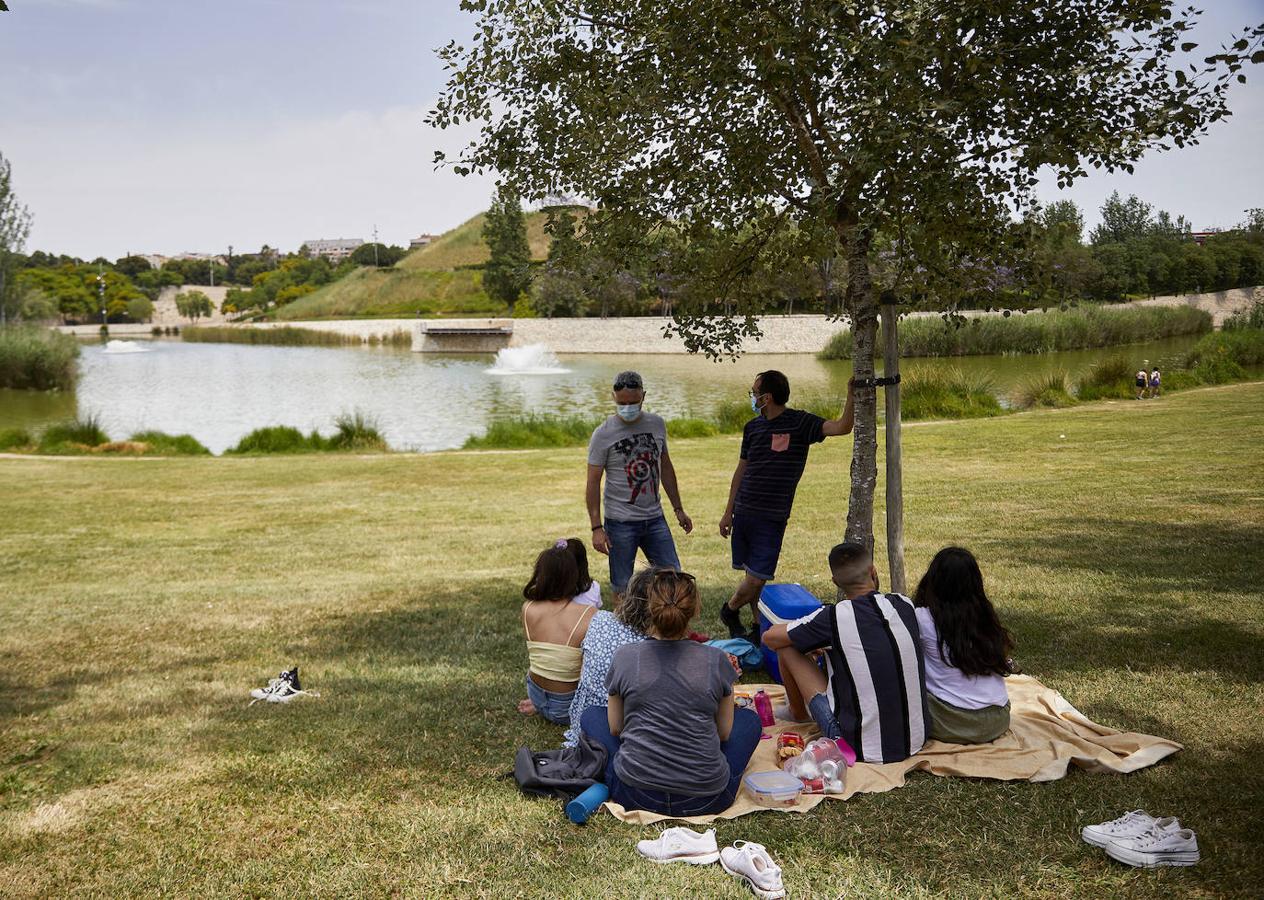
587, 413, 669, 522
605, 639, 737, 795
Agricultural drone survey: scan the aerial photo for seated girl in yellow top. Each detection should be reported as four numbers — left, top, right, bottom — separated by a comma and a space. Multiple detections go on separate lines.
517, 539, 597, 725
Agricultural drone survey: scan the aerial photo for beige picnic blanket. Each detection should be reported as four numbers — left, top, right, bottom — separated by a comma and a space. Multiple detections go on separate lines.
606, 675, 1182, 825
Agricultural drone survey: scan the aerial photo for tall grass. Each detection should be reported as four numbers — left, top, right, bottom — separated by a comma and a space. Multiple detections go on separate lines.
1074, 355, 1136, 401
128, 431, 212, 456
226, 426, 329, 454
820, 304, 1212, 359
463, 414, 601, 449
0, 326, 81, 391
901, 368, 1004, 420
183, 325, 411, 348
330, 411, 389, 451
39, 415, 109, 452
1223, 298, 1264, 331
227, 414, 391, 454
0, 427, 34, 451
1012, 371, 1078, 410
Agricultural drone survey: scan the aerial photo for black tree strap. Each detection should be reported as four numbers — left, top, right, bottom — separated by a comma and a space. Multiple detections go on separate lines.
852, 374, 902, 389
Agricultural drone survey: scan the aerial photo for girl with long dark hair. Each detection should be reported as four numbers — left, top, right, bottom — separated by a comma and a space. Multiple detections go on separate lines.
913, 547, 1016, 744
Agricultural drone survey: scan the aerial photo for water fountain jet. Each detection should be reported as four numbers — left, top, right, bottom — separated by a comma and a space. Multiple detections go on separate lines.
486, 343, 570, 375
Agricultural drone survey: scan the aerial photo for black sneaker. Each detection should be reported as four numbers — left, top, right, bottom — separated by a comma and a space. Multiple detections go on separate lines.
250, 666, 304, 704
745, 619, 762, 647
720, 602, 746, 639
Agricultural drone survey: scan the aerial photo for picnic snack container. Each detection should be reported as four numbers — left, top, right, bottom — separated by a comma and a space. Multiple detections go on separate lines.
743, 770, 803, 807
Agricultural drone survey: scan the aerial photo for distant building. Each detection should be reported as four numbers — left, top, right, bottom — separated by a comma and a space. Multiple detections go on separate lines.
303, 238, 364, 263
409, 234, 438, 249
1188, 231, 1221, 245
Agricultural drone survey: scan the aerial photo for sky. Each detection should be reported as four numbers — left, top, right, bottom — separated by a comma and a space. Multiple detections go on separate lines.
0, 0, 1261, 261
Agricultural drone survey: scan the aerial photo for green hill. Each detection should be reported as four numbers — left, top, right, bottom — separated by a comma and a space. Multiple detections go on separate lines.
272, 267, 502, 320
271, 209, 556, 319
397, 211, 552, 271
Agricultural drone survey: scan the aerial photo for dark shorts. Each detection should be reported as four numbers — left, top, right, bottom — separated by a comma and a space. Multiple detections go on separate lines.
1136, 378, 1146, 388
730, 513, 788, 582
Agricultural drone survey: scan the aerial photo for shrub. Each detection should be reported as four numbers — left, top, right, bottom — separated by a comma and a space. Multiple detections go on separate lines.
128, 431, 212, 455
0, 326, 81, 391
0, 428, 34, 451
1075, 354, 1136, 401
1012, 371, 1078, 409
463, 414, 600, 449
819, 304, 1212, 359
39, 415, 109, 452
1222, 299, 1264, 331
330, 411, 389, 451
227, 426, 328, 454
711, 398, 755, 434
666, 418, 720, 439
901, 368, 1004, 420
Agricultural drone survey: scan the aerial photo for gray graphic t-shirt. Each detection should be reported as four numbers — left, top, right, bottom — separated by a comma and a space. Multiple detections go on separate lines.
587, 413, 668, 522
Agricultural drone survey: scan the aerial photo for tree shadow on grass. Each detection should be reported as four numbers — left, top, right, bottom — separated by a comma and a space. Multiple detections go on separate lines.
996, 516, 1263, 597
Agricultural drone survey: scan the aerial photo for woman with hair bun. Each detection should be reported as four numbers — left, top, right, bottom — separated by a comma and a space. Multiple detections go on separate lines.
580, 567, 761, 816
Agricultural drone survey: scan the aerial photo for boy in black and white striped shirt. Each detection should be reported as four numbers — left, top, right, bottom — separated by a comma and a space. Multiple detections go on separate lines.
761, 542, 929, 764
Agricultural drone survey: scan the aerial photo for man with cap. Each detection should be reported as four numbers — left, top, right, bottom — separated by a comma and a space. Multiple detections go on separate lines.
587, 370, 693, 598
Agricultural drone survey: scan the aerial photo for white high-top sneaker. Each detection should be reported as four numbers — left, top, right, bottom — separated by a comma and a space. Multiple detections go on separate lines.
635, 827, 720, 865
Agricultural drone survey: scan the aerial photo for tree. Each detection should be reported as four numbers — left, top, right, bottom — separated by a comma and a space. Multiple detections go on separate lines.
1090, 192, 1155, 245
431, 2, 1264, 555
175, 289, 213, 323
126, 296, 154, 323
0, 151, 34, 324
1039, 200, 1085, 250
114, 255, 153, 278
348, 242, 407, 267
481, 186, 532, 313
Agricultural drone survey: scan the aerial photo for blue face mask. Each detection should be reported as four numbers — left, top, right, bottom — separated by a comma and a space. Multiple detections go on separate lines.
750, 394, 764, 412
616, 403, 642, 422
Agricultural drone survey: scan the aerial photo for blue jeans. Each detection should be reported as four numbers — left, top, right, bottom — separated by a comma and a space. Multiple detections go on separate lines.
525, 674, 575, 726
580, 705, 762, 817
808, 691, 843, 740
604, 514, 681, 594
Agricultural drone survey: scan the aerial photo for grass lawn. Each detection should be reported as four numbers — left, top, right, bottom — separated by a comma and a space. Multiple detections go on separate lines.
1, 384, 1262, 897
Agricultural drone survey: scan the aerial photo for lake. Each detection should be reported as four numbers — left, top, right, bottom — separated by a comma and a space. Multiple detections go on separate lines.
0, 335, 1205, 453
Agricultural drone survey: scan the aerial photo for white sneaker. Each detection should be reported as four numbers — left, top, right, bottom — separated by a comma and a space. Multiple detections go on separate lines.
1105, 821, 1200, 868
772, 703, 811, 724
719, 841, 785, 900
1080, 810, 1165, 848
636, 827, 720, 865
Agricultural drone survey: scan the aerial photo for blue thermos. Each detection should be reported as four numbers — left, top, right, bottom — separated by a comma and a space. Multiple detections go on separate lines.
565, 782, 610, 824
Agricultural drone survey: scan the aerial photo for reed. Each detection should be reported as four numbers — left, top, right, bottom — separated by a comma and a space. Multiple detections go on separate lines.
38, 414, 109, 452
820, 304, 1212, 359
0, 326, 80, 391
1012, 371, 1078, 410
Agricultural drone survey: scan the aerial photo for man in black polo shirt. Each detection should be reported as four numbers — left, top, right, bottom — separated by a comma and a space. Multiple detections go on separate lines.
718, 369, 853, 640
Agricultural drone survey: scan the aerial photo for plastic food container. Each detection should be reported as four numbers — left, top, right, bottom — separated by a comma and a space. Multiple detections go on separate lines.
742, 770, 803, 807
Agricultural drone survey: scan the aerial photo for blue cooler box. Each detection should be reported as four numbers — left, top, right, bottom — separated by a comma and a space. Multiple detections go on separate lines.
757, 583, 824, 683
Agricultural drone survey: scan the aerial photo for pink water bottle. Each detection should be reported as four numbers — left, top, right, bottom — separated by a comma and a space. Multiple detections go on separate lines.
753, 689, 775, 727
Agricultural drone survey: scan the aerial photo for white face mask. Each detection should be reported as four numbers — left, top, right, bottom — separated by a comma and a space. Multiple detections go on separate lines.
616, 403, 642, 422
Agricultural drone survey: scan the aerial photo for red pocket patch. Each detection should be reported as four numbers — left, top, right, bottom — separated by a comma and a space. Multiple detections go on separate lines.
771, 433, 789, 452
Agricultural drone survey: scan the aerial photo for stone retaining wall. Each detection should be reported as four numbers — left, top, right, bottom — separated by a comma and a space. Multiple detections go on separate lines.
57, 287, 1257, 352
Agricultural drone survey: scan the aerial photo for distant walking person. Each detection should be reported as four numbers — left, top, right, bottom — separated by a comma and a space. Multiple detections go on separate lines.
1135, 362, 1149, 400
587, 371, 693, 598
718, 370, 854, 640
1149, 367, 1162, 398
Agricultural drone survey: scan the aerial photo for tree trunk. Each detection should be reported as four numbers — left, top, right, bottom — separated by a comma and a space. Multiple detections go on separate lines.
881, 300, 906, 594
843, 233, 878, 550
